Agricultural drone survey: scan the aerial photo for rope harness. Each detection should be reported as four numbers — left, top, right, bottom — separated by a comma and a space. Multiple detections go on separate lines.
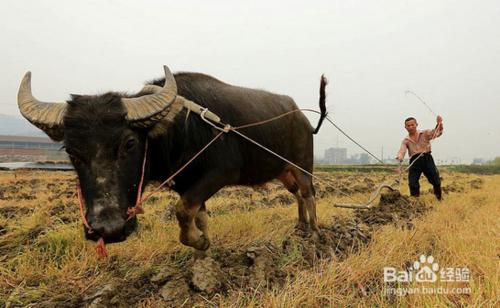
76, 100, 438, 256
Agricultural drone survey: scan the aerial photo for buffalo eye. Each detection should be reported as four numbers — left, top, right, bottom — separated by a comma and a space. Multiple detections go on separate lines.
124, 138, 136, 151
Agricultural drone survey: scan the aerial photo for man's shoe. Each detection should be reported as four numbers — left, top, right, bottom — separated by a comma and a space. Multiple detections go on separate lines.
434, 186, 442, 201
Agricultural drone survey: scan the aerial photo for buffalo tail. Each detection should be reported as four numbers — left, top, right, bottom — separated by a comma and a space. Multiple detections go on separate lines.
313, 74, 328, 134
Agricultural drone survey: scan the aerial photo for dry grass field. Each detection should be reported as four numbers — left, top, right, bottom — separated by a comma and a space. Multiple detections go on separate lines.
0, 168, 498, 307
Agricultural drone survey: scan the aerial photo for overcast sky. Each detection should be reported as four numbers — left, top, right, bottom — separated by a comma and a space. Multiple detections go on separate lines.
1, 0, 499, 163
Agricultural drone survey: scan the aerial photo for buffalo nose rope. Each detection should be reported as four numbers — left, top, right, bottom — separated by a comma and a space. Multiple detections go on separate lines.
76, 139, 150, 258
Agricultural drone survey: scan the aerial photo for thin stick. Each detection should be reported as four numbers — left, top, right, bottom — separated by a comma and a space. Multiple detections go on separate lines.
405, 90, 437, 116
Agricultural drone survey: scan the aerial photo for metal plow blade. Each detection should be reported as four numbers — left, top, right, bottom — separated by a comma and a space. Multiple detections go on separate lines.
334, 183, 398, 210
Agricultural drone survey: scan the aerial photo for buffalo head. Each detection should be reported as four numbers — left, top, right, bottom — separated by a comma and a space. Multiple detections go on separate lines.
17, 66, 178, 243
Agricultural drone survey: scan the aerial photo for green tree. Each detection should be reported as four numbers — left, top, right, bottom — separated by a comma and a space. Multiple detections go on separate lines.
487, 156, 500, 166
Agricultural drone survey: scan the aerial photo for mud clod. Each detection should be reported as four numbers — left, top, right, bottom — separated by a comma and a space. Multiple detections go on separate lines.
160, 276, 191, 303
246, 245, 277, 288
283, 191, 429, 265
190, 257, 225, 293
283, 219, 371, 264
354, 191, 429, 228
442, 182, 465, 193
85, 282, 119, 308
469, 178, 484, 189
151, 266, 178, 285
0, 206, 32, 218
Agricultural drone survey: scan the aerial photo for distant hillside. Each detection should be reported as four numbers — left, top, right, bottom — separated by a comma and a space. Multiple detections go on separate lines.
0, 114, 45, 137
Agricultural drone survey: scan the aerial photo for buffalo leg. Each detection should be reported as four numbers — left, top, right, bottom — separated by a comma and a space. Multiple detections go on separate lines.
291, 169, 319, 234
195, 202, 209, 242
175, 198, 209, 251
192, 202, 209, 258
175, 172, 236, 252
294, 192, 309, 230
278, 170, 308, 230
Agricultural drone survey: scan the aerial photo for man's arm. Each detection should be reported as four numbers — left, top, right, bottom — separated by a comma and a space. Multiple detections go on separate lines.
428, 115, 443, 139
395, 139, 407, 162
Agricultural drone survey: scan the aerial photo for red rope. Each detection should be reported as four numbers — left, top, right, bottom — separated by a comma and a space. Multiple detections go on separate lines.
232, 109, 303, 130
76, 179, 92, 233
136, 131, 224, 207
126, 139, 148, 219
77, 178, 109, 258
95, 238, 108, 258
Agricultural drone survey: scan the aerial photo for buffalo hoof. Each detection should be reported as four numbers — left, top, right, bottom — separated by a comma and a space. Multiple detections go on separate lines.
295, 222, 310, 231
192, 234, 211, 251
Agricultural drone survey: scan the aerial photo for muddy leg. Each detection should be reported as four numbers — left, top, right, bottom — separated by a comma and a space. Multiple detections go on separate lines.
174, 171, 237, 252
278, 170, 308, 230
291, 170, 320, 235
303, 196, 319, 234
195, 202, 209, 238
294, 192, 309, 230
194, 202, 210, 258
175, 198, 210, 251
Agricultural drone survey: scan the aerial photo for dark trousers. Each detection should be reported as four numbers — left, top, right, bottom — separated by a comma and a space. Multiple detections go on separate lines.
408, 152, 442, 199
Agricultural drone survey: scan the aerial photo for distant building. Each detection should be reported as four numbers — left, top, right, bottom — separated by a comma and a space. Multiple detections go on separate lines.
358, 153, 370, 164
324, 147, 347, 164
344, 153, 372, 165
446, 157, 462, 165
472, 158, 486, 165
0, 135, 67, 162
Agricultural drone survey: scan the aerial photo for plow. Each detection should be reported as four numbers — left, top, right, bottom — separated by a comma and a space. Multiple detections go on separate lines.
333, 170, 401, 209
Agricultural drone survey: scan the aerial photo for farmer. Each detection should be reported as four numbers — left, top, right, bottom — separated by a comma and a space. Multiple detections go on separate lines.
396, 116, 443, 200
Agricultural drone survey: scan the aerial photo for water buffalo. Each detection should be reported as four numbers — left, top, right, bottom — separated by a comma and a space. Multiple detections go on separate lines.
17, 66, 328, 253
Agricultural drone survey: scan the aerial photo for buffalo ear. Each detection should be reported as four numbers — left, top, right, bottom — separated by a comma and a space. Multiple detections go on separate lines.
43, 129, 65, 142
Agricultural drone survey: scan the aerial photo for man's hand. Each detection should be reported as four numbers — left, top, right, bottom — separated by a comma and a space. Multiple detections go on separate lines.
437, 115, 443, 124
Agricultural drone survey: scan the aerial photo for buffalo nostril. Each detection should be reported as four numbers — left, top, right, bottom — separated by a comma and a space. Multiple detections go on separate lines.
88, 219, 126, 242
